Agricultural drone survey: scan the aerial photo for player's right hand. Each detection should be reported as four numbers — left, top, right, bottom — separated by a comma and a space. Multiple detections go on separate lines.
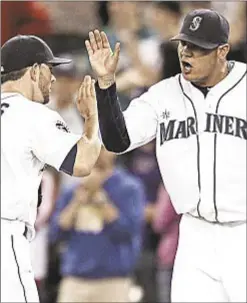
85, 30, 120, 84
76, 75, 97, 119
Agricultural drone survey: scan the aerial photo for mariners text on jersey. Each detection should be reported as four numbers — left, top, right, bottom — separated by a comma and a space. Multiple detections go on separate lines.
160, 113, 247, 144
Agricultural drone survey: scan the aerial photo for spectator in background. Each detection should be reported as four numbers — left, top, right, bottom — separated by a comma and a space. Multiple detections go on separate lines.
98, 1, 155, 109
1, 1, 51, 45
153, 184, 181, 303
107, 1, 182, 100
148, 1, 182, 80
101, 1, 150, 52
49, 147, 146, 302
181, 1, 211, 15
127, 140, 162, 303
227, 1, 247, 63
42, 2, 100, 36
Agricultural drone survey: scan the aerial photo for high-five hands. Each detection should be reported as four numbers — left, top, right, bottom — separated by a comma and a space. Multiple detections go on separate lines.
85, 30, 121, 89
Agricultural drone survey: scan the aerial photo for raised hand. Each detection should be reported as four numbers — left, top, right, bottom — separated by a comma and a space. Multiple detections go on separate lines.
85, 30, 120, 88
76, 75, 97, 119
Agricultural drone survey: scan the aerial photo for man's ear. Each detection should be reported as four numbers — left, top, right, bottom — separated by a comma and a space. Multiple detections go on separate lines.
30, 63, 40, 82
218, 44, 230, 60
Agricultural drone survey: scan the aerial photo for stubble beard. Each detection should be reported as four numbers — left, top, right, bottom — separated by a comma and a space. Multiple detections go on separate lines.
38, 76, 50, 104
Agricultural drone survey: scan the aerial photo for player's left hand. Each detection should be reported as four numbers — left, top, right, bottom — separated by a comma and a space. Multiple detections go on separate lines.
85, 30, 120, 80
76, 75, 97, 119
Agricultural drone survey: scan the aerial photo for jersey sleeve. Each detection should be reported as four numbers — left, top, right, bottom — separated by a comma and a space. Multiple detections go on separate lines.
31, 106, 81, 171
122, 87, 159, 153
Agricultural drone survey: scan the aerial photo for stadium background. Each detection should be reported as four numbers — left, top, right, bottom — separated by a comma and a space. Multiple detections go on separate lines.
1, 1, 246, 302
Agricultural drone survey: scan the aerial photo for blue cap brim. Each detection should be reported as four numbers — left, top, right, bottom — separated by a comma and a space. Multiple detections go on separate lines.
170, 33, 219, 50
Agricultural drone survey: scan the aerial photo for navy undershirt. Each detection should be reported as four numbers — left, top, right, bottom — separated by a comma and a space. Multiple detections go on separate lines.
192, 83, 212, 97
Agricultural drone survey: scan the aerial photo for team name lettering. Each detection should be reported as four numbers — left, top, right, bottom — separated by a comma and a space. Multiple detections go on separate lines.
160, 117, 196, 144
205, 113, 247, 139
160, 114, 247, 145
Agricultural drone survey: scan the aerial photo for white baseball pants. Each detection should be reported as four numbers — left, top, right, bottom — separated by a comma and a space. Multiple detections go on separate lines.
171, 214, 246, 302
1, 219, 39, 302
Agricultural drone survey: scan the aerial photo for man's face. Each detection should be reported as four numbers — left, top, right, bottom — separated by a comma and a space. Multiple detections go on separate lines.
177, 41, 218, 85
38, 64, 56, 104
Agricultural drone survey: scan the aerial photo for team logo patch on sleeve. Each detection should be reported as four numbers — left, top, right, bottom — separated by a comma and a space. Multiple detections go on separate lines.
55, 120, 70, 133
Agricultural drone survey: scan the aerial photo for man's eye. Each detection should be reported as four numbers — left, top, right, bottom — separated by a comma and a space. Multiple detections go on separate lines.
190, 45, 200, 51
189, 44, 205, 52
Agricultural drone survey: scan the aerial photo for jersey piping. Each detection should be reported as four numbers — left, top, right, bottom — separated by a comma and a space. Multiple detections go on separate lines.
178, 75, 204, 219
213, 70, 247, 222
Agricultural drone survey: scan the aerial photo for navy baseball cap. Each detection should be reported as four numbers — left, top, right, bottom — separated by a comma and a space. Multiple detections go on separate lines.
1, 35, 71, 74
171, 9, 230, 49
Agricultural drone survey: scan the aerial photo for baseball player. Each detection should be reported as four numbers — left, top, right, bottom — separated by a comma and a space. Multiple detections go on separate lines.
85, 9, 246, 302
1, 35, 101, 302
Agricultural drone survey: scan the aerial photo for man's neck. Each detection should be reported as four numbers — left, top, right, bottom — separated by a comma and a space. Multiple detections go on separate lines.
193, 61, 232, 88
191, 62, 234, 97
191, 83, 211, 97
1, 81, 31, 100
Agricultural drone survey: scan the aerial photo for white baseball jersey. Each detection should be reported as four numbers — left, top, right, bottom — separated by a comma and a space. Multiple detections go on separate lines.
122, 61, 246, 223
1, 92, 81, 239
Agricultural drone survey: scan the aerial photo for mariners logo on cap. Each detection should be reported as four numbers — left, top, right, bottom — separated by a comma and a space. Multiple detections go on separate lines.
189, 16, 202, 31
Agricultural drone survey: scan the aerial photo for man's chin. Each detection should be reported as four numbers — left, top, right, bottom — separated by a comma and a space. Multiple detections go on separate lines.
182, 72, 193, 81
43, 95, 50, 105
182, 71, 199, 83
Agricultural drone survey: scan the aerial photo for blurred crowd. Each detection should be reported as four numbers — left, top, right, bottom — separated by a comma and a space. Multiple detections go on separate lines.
1, 1, 246, 302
